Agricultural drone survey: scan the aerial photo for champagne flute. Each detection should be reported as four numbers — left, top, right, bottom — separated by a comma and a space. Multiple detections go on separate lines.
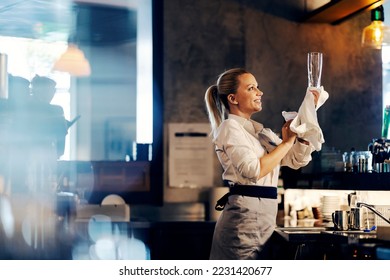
307, 52, 323, 88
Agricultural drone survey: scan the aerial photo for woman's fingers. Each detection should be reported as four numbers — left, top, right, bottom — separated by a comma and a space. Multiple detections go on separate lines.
310, 89, 320, 106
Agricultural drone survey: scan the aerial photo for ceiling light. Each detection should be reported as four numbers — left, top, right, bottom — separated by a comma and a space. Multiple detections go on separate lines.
52, 5, 91, 77
52, 43, 91, 76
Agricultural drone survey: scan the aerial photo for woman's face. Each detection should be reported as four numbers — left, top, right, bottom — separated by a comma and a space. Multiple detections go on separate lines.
229, 73, 263, 118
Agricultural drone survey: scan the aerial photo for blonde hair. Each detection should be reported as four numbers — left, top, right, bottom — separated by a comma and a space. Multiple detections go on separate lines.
204, 68, 249, 136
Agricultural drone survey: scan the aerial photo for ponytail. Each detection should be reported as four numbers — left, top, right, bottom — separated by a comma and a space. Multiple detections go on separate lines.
204, 68, 249, 137
204, 85, 227, 136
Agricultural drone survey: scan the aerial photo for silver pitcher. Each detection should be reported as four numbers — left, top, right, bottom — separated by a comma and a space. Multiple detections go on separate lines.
349, 207, 364, 230
332, 210, 349, 230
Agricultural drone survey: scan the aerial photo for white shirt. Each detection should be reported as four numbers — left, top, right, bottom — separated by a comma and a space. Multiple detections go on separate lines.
213, 114, 314, 187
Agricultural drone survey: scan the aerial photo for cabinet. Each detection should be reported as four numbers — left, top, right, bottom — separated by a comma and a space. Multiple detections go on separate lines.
149, 222, 214, 260
57, 160, 161, 205
272, 228, 390, 260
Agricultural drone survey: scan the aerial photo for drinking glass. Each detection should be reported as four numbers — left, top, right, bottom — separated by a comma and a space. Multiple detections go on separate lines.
307, 52, 323, 88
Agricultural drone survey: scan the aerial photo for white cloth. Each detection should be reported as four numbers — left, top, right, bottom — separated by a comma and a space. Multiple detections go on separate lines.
289, 86, 329, 151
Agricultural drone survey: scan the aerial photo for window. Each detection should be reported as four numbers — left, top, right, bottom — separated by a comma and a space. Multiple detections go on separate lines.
0, 0, 163, 205
0, 36, 72, 159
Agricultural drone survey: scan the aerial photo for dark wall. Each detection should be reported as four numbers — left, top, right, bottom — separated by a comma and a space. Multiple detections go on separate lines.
162, 0, 382, 202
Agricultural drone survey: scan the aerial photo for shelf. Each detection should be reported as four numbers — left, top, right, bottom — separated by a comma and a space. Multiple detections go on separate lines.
282, 171, 390, 190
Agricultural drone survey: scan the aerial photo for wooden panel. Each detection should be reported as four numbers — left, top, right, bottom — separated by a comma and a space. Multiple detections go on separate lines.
304, 0, 386, 24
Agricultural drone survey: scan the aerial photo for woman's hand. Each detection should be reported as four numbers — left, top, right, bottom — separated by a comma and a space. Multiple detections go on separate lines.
282, 119, 297, 144
310, 89, 320, 107
258, 120, 297, 179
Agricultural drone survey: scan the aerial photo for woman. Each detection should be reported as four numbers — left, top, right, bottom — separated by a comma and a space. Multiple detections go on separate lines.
204, 68, 319, 259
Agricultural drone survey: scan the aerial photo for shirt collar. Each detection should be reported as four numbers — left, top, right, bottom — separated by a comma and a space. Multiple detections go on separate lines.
228, 114, 264, 135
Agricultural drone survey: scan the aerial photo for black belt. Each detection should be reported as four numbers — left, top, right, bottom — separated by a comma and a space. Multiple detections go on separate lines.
215, 183, 277, 211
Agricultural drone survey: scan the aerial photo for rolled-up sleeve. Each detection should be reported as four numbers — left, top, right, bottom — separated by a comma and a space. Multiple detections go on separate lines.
281, 140, 314, 169
260, 126, 314, 169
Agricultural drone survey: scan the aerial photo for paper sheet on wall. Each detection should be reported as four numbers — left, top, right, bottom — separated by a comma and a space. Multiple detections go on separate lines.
168, 123, 214, 188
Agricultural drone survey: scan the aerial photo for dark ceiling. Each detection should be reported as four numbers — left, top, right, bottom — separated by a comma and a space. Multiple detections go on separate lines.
240, 0, 310, 22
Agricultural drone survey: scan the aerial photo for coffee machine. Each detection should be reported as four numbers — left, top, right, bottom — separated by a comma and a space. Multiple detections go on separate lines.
368, 138, 390, 172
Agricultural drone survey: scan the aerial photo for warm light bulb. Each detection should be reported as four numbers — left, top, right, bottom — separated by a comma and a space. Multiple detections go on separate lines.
374, 24, 383, 42
362, 20, 384, 49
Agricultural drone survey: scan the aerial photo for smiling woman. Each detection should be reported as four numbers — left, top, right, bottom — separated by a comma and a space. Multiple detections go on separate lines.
204, 68, 319, 260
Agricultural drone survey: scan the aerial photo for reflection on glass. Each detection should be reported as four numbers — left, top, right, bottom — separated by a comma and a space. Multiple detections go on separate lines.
0, 0, 159, 260
72, 215, 150, 260
0, 0, 153, 161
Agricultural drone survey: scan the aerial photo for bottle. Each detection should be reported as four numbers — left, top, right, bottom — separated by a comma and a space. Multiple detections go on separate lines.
382, 105, 390, 139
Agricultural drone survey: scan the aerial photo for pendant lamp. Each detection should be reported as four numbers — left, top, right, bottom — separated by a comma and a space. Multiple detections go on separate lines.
52, 5, 91, 77
52, 43, 91, 76
362, 5, 390, 49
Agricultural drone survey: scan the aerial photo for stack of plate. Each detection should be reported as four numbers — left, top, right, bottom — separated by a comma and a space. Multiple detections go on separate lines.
321, 195, 340, 221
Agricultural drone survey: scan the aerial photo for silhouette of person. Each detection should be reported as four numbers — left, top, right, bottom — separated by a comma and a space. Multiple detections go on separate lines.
30, 75, 68, 159
6, 75, 32, 193
8, 74, 31, 103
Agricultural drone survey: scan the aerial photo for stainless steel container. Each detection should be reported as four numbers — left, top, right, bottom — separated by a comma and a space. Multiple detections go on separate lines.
332, 210, 349, 230
349, 207, 364, 230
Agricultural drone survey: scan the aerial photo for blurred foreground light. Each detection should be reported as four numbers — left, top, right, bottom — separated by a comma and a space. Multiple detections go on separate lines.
117, 235, 150, 260
87, 214, 112, 242
0, 196, 15, 238
72, 215, 150, 260
92, 238, 117, 260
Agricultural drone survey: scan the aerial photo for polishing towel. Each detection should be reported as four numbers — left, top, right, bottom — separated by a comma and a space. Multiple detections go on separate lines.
288, 86, 329, 151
